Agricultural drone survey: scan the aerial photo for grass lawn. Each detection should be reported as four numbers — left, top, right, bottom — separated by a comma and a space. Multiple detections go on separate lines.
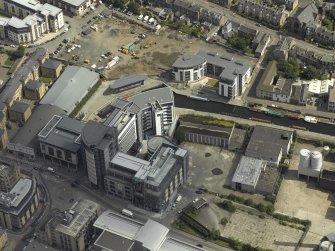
39, 77, 56, 84
207, 78, 219, 87
4, 59, 14, 67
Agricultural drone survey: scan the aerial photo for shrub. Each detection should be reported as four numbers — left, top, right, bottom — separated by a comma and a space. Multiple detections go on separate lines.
219, 200, 236, 213
256, 203, 266, 212
264, 195, 276, 204
220, 217, 228, 226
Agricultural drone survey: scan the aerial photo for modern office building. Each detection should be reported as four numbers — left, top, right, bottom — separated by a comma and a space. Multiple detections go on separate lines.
38, 199, 101, 251
129, 87, 175, 140
0, 178, 39, 230
172, 54, 206, 82
0, 0, 64, 44
103, 99, 138, 154
0, 164, 21, 193
93, 211, 204, 251
82, 121, 118, 189
38, 115, 86, 169
197, 50, 251, 99
42, 0, 94, 16
104, 143, 188, 212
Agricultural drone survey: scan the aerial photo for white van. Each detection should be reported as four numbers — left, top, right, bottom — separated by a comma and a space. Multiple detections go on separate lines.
138, 14, 143, 20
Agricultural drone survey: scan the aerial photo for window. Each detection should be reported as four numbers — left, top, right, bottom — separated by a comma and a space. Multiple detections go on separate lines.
48, 147, 54, 156
56, 150, 63, 159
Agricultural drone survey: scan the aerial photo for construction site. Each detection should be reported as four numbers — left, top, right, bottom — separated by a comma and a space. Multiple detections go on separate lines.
56, 15, 255, 80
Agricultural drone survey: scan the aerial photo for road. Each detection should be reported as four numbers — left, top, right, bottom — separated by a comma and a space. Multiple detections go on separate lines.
174, 93, 335, 136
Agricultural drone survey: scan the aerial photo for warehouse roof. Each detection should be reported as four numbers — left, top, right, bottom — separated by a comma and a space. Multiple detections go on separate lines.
232, 156, 266, 187
245, 126, 292, 162
110, 75, 147, 90
172, 54, 206, 69
40, 66, 99, 114
129, 87, 173, 110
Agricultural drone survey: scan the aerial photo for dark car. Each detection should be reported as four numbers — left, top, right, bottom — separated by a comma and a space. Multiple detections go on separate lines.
196, 244, 203, 248
195, 190, 203, 194
87, 19, 92, 24
69, 198, 74, 203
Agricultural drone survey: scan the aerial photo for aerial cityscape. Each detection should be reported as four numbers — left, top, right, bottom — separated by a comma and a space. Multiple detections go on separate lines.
0, 0, 334, 250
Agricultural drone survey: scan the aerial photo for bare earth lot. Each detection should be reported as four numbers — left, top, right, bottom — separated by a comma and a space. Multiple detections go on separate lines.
275, 142, 335, 250
221, 210, 303, 251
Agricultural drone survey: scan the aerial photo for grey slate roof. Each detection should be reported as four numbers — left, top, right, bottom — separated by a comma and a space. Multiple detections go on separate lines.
296, 3, 318, 24
197, 50, 250, 76
9, 101, 30, 114
172, 54, 206, 69
110, 75, 147, 90
25, 80, 42, 91
40, 66, 99, 114
129, 87, 174, 110
61, 0, 88, 7
232, 156, 265, 187
0, 48, 47, 106
40, 59, 62, 70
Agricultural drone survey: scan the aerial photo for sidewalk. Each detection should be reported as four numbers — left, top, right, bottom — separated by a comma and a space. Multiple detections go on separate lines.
246, 97, 335, 120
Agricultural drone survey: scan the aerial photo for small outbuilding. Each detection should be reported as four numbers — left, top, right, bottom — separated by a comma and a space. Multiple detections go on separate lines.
109, 75, 147, 93
231, 156, 267, 193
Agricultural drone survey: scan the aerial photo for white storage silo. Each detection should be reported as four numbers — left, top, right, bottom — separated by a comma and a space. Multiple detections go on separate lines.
323, 146, 330, 157
299, 149, 310, 169
310, 151, 322, 170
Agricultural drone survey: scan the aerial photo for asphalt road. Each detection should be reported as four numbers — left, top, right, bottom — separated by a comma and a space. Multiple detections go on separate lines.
174, 93, 335, 136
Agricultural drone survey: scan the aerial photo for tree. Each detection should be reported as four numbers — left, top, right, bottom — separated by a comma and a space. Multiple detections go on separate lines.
128, 1, 141, 15
113, 0, 126, 8
15, 45, 25, 58
300, 65, 325, 80
277, 59, 300, 79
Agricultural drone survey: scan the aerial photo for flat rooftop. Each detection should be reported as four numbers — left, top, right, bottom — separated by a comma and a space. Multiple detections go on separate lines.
55, 199, 99, 237
11, 0, 43, 12
38, 115, 85, 153
94, 230, 134, 251
129, 87, 173, 110
94, 211, 142, 239
111, 152, 150, 173
232, 156, 266, 187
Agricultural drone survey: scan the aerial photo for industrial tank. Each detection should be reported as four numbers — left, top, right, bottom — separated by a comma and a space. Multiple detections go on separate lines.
310, 151, 322, 170
323, 146, 330, 156
299, 149, 310, 169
